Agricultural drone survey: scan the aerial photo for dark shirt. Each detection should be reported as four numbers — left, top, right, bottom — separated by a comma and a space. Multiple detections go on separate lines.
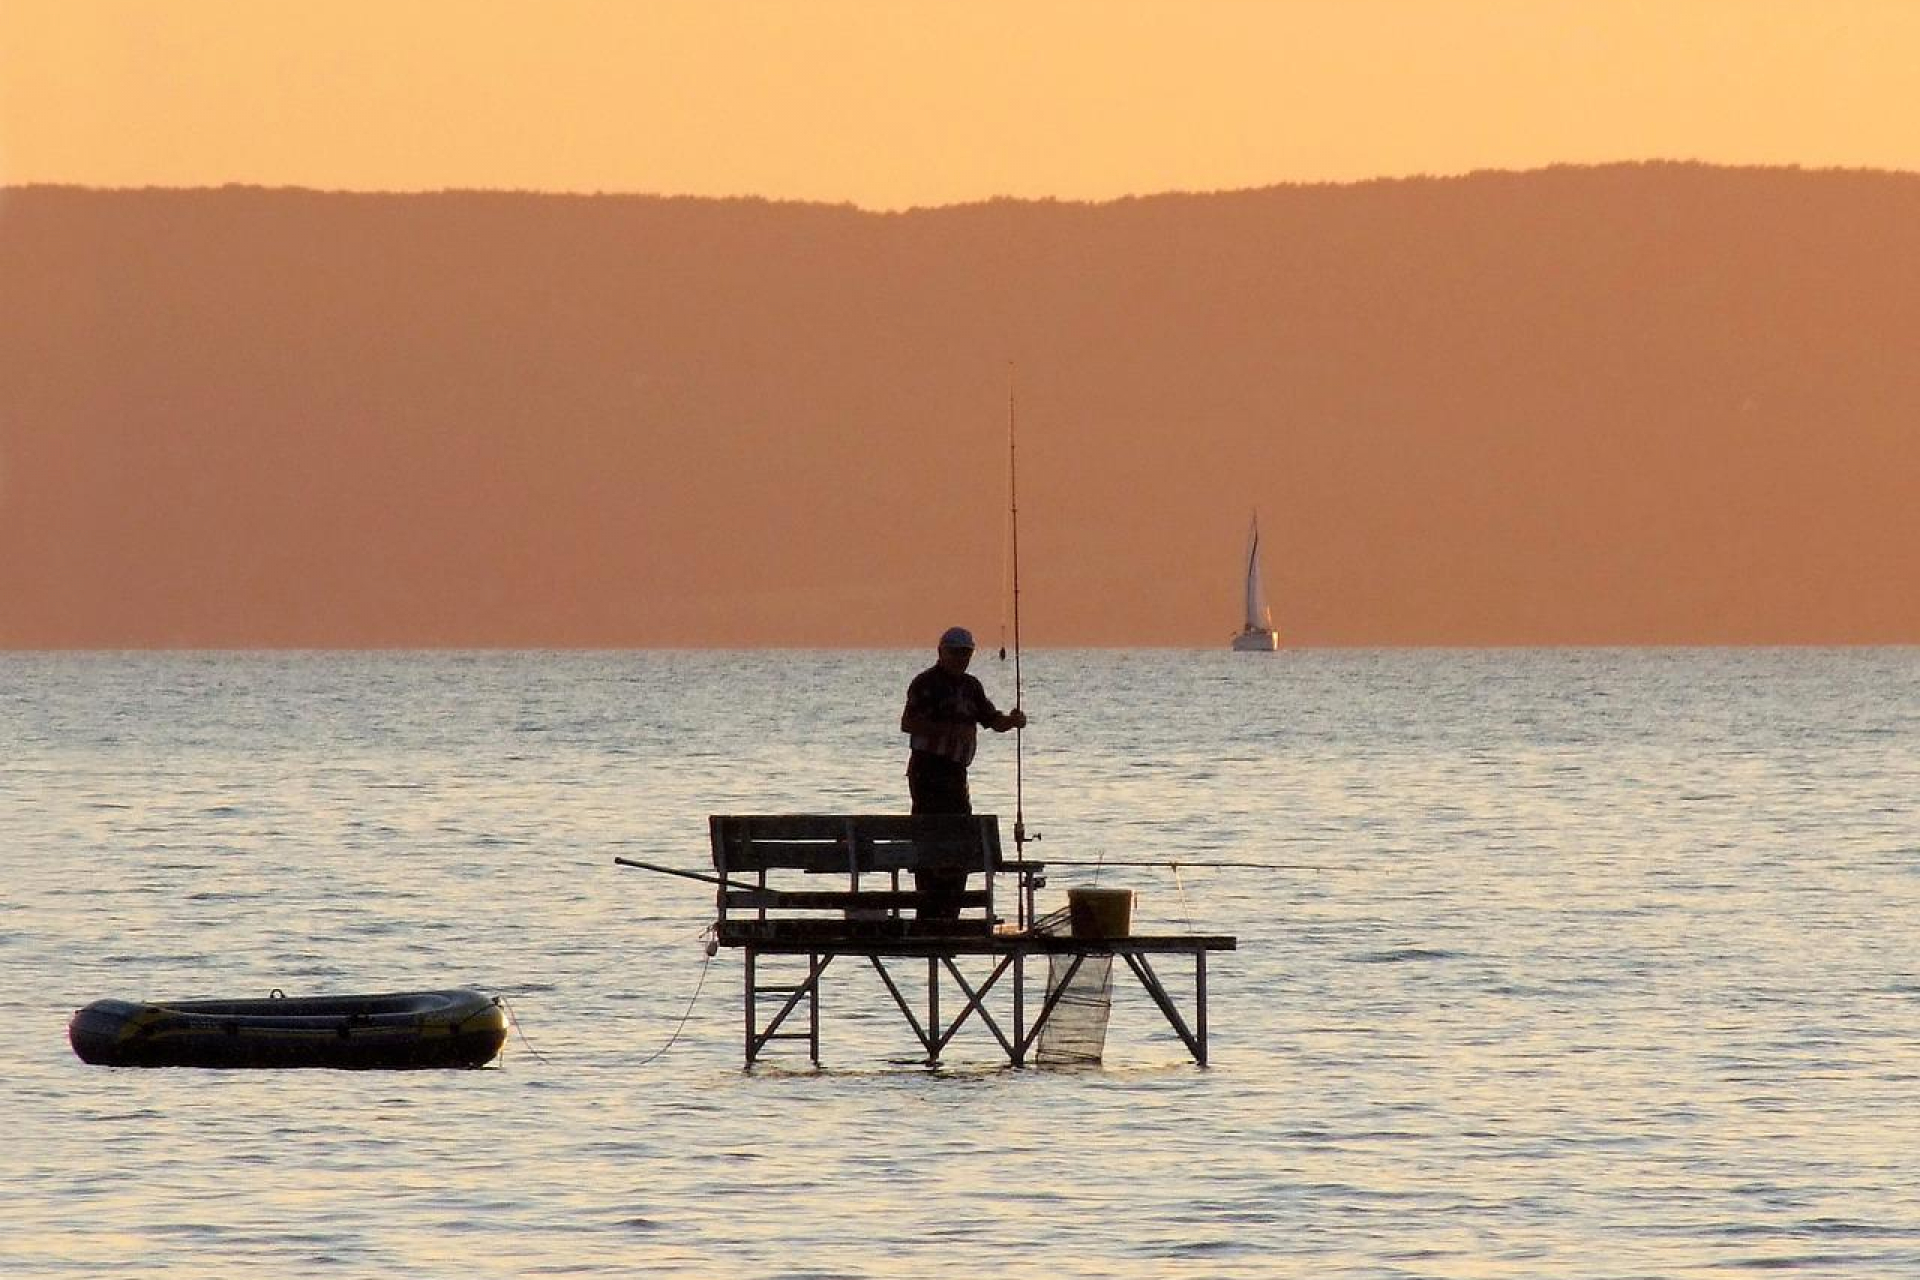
903, 664, 1001, 769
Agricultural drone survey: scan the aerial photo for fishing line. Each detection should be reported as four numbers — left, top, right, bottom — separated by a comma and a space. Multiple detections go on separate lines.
1171, 862, 1196, 934
1001, 362, 1018, 666
1043, 858, 1330, 872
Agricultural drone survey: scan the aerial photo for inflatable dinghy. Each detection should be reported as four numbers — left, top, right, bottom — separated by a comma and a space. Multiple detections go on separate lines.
69, 988, 507, 1069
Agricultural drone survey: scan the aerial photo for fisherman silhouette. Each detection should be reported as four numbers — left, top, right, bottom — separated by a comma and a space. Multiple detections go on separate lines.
899, 626, 1026, 920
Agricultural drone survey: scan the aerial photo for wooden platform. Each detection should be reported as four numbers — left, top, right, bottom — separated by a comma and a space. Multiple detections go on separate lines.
611, 815, 1240, 1066
686, 813, 1234, 1067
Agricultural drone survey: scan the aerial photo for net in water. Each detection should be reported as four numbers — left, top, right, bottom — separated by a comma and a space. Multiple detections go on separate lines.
1036, 954, 1113, 1066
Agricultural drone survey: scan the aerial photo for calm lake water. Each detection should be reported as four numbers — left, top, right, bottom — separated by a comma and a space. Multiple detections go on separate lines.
3, 649, 1917, 1278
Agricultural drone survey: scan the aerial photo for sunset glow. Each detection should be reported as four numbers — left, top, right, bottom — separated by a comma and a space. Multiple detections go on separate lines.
5, 0, 1919, 208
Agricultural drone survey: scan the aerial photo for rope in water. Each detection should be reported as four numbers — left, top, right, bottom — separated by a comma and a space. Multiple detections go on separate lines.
496, 995, 552, 1065
631, 933, 717, 1068
495, 926, 718, 1069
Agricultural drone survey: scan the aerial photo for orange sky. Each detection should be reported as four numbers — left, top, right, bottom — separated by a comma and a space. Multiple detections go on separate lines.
4, 1, 1919, 208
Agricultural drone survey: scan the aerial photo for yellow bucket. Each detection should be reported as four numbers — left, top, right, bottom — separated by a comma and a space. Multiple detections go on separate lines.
1067, 887, 1134, 940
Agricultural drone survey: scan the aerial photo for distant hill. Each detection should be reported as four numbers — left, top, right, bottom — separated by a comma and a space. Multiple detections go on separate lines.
3, 164, 1916, 646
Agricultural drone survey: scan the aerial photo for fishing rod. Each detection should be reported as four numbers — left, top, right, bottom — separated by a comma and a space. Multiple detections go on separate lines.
612, 856, 763, 894
1005, 362, 1034, 923
1008, 364, 1024, 838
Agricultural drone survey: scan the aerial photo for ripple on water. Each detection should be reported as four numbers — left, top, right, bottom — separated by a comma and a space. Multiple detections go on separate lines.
1346, 946, 1464, 963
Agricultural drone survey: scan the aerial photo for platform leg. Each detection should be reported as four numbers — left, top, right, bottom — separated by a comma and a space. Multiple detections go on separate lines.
1196, 950, 1209, 1066
1012, 952, 1026, 1067
809, 950, 821, 1066
926, 956, 940, 1066
744, 947, 758, 1066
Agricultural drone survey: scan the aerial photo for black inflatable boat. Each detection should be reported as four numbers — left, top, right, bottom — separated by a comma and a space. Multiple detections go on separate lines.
69, 988, 508, 1069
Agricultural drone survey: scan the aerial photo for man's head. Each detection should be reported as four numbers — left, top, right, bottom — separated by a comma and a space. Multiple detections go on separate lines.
937, 626, 975, 672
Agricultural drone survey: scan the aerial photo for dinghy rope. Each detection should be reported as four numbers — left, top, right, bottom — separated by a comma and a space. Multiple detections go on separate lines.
631, 926, 719, 1068
491, 925, 717, 1068
497, 995, 552, 1065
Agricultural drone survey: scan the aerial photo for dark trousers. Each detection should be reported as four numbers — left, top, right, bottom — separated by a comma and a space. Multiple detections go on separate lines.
907, 754, 971, 921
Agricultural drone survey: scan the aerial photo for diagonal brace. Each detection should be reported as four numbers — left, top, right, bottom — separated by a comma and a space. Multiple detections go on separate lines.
868, 956, 934, 1052
1120, 950, 1206, 1064
932, 954, 1019, 1058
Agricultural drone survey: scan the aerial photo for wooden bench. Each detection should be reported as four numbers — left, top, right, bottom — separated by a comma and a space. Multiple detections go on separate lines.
709, 814, 1038, 945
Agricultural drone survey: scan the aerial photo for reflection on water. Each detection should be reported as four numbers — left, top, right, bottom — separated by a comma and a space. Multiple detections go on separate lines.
3, 649, 1918, 1277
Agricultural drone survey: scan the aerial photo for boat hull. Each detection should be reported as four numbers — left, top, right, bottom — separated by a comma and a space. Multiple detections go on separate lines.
68, 989, 508, 1069
1231, 627, 1280, 652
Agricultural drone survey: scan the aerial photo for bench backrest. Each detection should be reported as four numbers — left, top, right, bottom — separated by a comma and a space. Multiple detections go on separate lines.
709, 814, 1003, 925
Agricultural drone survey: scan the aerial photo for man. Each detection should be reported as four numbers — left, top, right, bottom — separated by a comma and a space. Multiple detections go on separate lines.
899, 626, 1026, 920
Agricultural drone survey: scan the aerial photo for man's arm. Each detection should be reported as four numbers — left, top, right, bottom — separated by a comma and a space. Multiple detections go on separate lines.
969, 677, 1026, 732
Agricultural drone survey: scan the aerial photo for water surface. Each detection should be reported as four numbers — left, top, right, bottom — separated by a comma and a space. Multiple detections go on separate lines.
3, 649, 1916, 1277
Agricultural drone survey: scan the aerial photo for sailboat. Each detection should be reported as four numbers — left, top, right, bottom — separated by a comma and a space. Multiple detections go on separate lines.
1230, 511, 1281, 651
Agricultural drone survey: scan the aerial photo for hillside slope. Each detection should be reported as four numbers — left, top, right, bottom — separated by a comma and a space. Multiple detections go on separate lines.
3, 165, 1916, 645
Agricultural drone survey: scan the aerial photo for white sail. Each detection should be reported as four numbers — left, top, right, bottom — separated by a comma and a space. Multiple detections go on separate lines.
1232, 510, 1280, 651
1243, 515, 1271, 630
